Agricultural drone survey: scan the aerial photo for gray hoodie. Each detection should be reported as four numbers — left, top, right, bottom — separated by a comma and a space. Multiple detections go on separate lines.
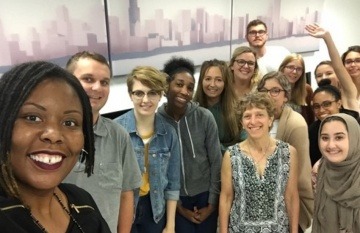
158, 101, 221, 205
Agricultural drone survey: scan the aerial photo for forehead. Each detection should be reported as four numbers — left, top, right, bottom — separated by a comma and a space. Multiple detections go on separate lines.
28, 78, 80, 105
345, 51, 360, 59
313, 91, 334, 102
235, 52, 255, 61
286, 59, 302, 66
249, 24, 266, 31
205, 66, 222, 76
321, 120, 348, 134
132, 79, 151, 90
172, 72, 195, 84
316, 64, 334, 73
74, 58, 111, 77
263, 78, 282, 88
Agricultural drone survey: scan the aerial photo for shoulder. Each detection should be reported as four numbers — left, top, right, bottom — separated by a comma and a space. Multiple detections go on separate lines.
283, 107, 307, 126
99, 116, 130, 137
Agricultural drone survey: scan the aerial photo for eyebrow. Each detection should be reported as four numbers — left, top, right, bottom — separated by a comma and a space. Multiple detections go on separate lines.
22, 102, 82, 115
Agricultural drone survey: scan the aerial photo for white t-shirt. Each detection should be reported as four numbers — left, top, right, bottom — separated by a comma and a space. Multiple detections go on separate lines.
257, 46, 290, 78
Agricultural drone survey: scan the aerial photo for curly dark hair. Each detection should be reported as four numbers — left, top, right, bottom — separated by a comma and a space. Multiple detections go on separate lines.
163, 56, 195, 83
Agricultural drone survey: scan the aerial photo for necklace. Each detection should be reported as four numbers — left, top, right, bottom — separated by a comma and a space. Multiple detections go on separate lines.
247, 139, 271, 175
27, 192, 85, 233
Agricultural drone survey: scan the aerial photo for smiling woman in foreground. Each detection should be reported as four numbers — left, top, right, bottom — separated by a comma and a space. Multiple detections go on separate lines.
0, 61, 110, 232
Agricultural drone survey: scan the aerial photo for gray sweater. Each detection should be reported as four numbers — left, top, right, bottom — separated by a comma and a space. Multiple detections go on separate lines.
158, 101, 221, 205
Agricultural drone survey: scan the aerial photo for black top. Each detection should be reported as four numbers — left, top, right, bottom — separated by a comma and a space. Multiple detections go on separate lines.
0, 183, 111, 233
308, 108, 360, 166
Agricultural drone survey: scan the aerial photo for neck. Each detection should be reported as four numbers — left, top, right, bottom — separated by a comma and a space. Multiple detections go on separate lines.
165, 103, 186, 121
207, 97, 220, 107
134, 112, 155, 136
233, 79, 251, 99
92, 112, 100, 125
251, 45, 266, 58
246, 136, 271, 152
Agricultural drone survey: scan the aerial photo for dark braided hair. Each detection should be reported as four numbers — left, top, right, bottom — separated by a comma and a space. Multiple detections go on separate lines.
0, 61, 95, 198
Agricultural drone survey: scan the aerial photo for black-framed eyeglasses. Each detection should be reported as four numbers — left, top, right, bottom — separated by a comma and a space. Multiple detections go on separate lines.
312, 100, 337, 110
234, 59, 255, 68
258, 88, 285, 97
248, 30, 266, 37
344, 58, 360, 66
131, 90, 160, 100
285, 65, 303, 73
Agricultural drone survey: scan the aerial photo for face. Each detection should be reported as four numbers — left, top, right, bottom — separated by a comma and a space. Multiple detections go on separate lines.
315, 64, 340, 88
312, 91, 341, 121
262, 78, 288, 114
282, 59, 303, 84
241, 106, 273, 139
166, 72, 195, 111
344, 51, 360, 79
72, 58, 111, 116
130, 79, 161, 117
11, 79, 84, 192
246, 24, 268, 48
231, 52, 256, 82
202, 66, 225, 103
319, 120, 349, 163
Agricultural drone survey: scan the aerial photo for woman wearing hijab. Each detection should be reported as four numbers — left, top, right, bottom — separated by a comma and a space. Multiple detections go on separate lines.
313, 113, 360, 233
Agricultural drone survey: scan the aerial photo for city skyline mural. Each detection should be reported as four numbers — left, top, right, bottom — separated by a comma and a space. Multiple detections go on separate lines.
0, 0, 324, 75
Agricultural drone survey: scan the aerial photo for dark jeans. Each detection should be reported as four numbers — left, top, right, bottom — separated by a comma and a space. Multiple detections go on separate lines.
131, 194, 166, 233
175, 191, 218, 233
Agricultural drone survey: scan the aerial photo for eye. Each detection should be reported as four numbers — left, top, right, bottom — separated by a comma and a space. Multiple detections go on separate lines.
25, 115, 42, 122
148, 90, 159, 97
63, 120, 77, 127
100, 80, 109, 86
82, 77, 94, 83
132, 90, 145, 98
335, 135, 344, 141
320, 136, 329, 141
176, 82, 184, 87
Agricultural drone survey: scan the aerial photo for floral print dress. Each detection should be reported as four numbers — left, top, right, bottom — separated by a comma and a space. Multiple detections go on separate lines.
228, 140, 290, 233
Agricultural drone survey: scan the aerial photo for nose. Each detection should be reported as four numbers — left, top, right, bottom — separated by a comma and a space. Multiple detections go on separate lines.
92, 81, 102, 90
180, 86, 190, 96
209, 79, 216, 87
321, 74, 327, 80
40, 122, 64, 144
142, 93, 150, 102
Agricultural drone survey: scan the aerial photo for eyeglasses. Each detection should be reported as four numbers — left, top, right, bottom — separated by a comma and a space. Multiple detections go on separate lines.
258, 88, 285, 97
234, 59, 256, 68
131, 90, 160, 100
312, 100, 337, 110
344, 58, 360, 66
284, 65, 303, 73
248, 30, 266, 37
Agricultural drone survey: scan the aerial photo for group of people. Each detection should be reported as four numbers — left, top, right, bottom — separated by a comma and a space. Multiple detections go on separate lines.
0, 19, 359, 233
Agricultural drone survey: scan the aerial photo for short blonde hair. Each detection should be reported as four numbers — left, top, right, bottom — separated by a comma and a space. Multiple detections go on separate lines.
127, 66, 168, 94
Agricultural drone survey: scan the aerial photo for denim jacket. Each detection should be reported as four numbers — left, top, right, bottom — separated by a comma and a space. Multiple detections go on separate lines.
114, 110, 181, 223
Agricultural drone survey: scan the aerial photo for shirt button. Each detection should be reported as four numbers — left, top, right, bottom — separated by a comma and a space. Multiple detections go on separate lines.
152, 154, 156, 157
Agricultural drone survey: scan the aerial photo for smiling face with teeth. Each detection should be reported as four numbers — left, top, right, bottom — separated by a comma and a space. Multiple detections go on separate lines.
319, 120, 349, 163
241, 106, 273, 139
73, 58, 111, 123
10, 78, 84, 191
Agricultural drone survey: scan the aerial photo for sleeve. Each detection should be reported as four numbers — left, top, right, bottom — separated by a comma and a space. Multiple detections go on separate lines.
164, 126, 181, 201
287, 119, 314, 228
120, 132, 142, 191
204, 111, 222, 206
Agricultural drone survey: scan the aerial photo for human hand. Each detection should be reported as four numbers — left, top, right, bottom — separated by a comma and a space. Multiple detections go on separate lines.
305, 23, 329, 39
193, 204, 215, 224
177, 205, 201, 224
311, 159, 321, 193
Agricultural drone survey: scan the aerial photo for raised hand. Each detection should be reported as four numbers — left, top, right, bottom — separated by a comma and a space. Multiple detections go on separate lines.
305, 23, 328, 39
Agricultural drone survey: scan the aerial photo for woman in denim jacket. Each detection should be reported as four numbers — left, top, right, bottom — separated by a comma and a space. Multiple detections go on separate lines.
114, 66, 181, 233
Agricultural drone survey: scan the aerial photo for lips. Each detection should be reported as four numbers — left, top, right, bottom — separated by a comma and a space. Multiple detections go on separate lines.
29, 152, 65, 170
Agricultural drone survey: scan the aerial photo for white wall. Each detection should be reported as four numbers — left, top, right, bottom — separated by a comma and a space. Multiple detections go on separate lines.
101, 0, 360, 114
